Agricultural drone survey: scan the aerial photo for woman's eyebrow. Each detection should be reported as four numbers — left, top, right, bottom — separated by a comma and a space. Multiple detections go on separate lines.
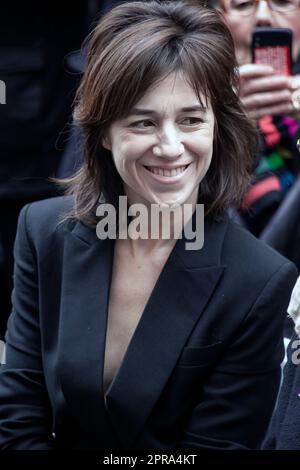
129, 108, 156, 116
129, 105, 207, 116
181, 106, 207, 113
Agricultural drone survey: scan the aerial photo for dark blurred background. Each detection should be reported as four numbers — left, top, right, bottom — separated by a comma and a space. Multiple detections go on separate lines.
0, 0, 121, 339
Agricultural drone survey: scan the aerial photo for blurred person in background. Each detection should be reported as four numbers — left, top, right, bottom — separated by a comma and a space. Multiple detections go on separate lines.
213, 1, 300, 237
210, 0, 300, 338
262, 140, 300, 450
262, 274, 300, 449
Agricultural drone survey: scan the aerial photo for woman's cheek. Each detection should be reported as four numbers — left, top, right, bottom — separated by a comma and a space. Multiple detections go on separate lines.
189, 135, 213, 156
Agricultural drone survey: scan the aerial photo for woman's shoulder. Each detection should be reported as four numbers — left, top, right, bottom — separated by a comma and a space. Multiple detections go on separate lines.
223, 217, 297, 276
24, 195, 74, 216
18, 195, 75, 245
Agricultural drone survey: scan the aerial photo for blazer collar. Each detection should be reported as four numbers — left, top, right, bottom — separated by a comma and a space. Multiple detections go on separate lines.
58, 214, 228, 448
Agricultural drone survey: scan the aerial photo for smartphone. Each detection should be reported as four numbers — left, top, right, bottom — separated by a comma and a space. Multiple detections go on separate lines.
252, 27, 293, 76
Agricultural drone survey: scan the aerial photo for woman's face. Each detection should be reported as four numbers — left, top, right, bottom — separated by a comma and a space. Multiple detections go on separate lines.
221, 1, 300, 64
102, 73, 215, 208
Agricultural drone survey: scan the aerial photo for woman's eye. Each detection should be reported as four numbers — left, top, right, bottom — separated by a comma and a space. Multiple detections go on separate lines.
130, 120, 155, 129
180, 117, 203, 126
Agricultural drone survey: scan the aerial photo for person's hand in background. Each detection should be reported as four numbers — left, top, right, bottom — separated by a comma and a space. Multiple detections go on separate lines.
239, 63, 300, 120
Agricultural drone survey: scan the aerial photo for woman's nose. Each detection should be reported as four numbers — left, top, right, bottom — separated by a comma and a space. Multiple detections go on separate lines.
152, 125, 184, 159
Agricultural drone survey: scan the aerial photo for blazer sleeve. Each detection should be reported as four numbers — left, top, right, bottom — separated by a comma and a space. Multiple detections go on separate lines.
0, 204, 54, 450
179, 261, 299, 450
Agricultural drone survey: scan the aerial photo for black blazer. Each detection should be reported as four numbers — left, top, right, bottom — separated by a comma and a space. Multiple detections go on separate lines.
0, 197, 298, 450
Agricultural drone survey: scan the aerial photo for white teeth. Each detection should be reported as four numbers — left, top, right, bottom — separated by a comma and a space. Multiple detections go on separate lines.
146, 165, 188, 177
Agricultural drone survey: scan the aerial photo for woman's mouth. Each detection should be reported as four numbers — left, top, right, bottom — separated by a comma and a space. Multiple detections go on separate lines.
143, 164, 190, 182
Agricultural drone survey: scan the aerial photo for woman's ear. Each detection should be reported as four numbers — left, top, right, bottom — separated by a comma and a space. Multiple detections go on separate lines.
102, 134, 111, 151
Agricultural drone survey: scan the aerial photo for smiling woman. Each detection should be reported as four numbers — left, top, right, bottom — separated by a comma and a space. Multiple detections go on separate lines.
0, 0, 298, 452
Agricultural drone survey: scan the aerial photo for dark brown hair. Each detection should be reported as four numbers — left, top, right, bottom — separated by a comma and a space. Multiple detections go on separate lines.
63, 0, 257, 226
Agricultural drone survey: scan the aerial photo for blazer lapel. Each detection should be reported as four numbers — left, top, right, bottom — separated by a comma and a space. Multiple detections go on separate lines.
57, 221, 114, 441
106, 216, 228, 448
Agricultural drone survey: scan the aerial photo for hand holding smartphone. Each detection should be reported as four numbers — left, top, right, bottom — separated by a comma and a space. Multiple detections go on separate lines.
252, 27, 293, 76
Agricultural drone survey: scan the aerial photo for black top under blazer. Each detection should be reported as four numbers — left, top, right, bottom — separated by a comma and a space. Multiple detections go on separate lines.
0, 196, 298, 450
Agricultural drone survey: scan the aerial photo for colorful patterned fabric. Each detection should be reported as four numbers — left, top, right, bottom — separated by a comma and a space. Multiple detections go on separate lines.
240, 112, 300, 236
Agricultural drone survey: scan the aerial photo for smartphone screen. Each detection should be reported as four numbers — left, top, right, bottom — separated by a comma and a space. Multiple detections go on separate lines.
252, 27, 293, 76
